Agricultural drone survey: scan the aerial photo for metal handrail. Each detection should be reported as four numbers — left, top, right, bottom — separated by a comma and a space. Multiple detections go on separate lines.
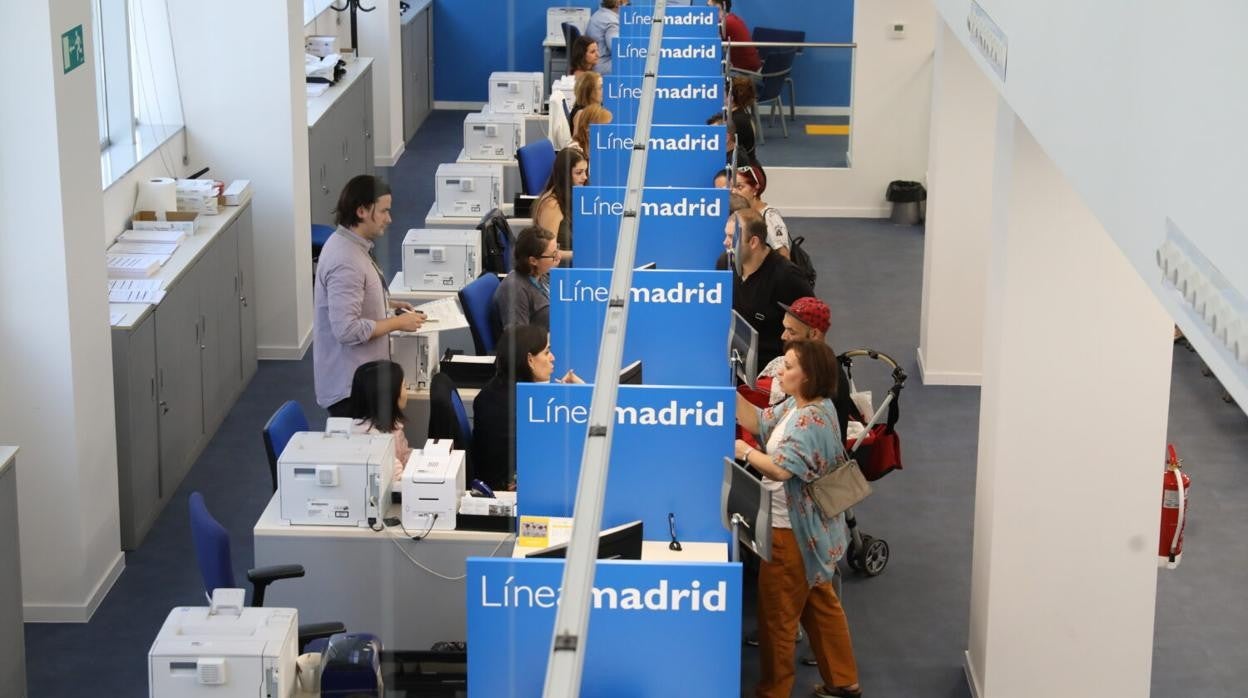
721, 41, 856, 49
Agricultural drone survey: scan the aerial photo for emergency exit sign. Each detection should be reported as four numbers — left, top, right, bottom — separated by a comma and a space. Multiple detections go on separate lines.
62, 25, 85, 74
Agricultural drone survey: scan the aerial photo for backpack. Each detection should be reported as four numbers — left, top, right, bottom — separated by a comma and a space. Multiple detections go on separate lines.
789, 235, 817, 289
476, 208, 515, 274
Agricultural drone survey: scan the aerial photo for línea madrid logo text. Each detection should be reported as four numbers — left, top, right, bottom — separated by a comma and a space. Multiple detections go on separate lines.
481, 575, 728, 612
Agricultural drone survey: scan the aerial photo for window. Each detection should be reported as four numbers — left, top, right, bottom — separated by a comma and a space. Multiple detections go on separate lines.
92, 0, 184, 187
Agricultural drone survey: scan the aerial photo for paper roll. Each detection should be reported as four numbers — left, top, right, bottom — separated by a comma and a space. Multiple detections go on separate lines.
134, 177, 177, 213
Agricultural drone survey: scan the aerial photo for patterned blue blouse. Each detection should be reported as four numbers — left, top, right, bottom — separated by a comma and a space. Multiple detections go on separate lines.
754, 396, 850, 587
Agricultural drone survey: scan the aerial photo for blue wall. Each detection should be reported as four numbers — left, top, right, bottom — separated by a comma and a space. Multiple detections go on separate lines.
433, 0, 854, 107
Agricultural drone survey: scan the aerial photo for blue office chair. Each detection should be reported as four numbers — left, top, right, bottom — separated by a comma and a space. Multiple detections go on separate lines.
516, 139, 557, 196
562, 22, 582, 51
188, 492, 344, 646
751, 27, 805, 122
753, 49, 799, 139
458, 273, 502, 355
262, 400, 309, 492
312, 223, 335, 262
429, 372, 473, 454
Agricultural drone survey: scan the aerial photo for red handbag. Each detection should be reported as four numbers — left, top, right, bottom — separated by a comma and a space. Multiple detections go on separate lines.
846, 386, 903, 482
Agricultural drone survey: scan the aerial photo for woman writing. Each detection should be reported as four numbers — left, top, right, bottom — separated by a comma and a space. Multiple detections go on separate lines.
533, 147, 588, 263
493, 226, 560, 331
734, 340, 862, 698
472, 324, 583, 490
732, 164, 790, 258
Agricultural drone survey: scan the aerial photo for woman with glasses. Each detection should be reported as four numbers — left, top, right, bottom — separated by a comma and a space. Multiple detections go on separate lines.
733, 164, 791, 259
493, 226, 560, 332
534, 147, 589, 264
472, 324, 583, 490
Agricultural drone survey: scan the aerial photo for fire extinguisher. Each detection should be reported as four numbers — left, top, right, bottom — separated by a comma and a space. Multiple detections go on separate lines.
1159, 444, 1191, 569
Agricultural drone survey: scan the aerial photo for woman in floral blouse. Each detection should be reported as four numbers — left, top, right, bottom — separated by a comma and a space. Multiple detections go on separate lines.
735, 339, 862, 698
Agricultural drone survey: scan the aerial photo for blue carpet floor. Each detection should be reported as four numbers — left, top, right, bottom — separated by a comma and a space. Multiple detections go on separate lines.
22, 110, 1248, 697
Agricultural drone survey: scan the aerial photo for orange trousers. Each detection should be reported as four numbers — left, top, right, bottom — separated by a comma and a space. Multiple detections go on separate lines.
756, 528, 859, 698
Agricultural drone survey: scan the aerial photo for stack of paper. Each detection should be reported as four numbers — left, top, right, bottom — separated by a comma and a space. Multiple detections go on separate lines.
119, 228, 186, 244
175, 179, 219, 215
109, 241, 178, 256
107, 254, 164, 278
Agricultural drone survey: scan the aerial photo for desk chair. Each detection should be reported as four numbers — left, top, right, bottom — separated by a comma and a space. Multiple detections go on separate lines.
458, 273, 502, 355
428, 373, 474, 475
262, 400, 309, 492
561, 22, 582, 51
751, 27, 805, 122
312, 223, 335, 263
516, 140, 557, 196
751, 49, 799, 139
188, 492, 344, 647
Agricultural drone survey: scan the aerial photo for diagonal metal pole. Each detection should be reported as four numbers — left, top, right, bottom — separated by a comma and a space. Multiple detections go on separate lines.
540, 2, 667, 696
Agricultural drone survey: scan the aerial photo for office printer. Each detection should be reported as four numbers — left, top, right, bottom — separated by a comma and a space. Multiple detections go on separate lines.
278, 422, 394, 527
392, 329, 439, 391
435, 163, 503, 218
463, 111, 524, 160
401, 228, 482, 291
546, 7, 591, 43
487, 71, 543, 114
149, 589, 297, 698
401, 440, 466, 532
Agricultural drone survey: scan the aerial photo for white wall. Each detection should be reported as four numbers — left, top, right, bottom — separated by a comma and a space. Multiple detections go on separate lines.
358, 0, 405, 166
169, 0, 314, 360
304, 4, 351, 49
767, 0, 936, 217
0, 0, 124, 622
916, 21, 996, 385
932, 0, 1248, 407
101, 136, 188, 244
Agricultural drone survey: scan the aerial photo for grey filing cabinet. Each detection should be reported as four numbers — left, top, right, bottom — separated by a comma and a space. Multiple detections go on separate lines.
0, 450, 26, 696
401, 1, 434, 144
309, 63, 375, 227
111, 203, 257, 549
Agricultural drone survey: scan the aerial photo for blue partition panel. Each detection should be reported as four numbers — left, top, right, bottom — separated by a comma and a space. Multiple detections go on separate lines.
619, 5, 720, 38
602, 75, 722, 125
612, 37, 722, 76
588, 125, 726, 188
516, 383, 736, 542
550, 268, 733, 386
467, 557, 742, 698
573, 185, 727, 268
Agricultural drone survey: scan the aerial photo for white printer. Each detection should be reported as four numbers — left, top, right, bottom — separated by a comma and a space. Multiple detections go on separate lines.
149, 589, 298, 698
463, 111, 524, 161
401, 440, 466, 532
487, 71, 544, 114
392, 330, 440, 391
435, 163, 503, 218
546, 7, 591, 43
278, 423, 394, 527
401, 228, 482, 291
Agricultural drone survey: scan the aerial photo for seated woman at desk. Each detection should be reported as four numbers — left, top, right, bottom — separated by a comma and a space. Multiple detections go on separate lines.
347, 359, 412, 481
568, 35, 600, 78
567, 71, 603, 137
494, 226, 559, 331
571, 104, 612, 159
472, 324, 583, 490
533, 147, 588, 262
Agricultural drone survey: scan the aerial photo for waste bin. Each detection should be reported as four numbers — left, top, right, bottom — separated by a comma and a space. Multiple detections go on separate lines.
886, 181, 927, 225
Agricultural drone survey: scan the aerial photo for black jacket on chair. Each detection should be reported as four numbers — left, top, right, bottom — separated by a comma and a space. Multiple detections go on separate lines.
428, 373, 473, 476
470, 377, 515, 491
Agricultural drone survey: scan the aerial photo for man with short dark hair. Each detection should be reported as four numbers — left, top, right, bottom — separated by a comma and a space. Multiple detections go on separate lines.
728, 208, 812, 365
314, 175, 425, 416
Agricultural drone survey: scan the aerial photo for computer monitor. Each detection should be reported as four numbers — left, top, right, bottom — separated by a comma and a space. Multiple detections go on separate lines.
729, 309, 759, 385
528, 520, 644, 560
721, 457, 772, 561
619, 360, 643, 385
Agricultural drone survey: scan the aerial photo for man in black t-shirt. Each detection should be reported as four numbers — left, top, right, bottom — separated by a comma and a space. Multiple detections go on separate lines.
729, 209, 813, 365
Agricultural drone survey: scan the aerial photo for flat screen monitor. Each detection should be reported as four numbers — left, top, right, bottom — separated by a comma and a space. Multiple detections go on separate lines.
529, 520, 644, 560
729, 309, 759, 385
721, 457, 772, 561
619, 360, 643, 385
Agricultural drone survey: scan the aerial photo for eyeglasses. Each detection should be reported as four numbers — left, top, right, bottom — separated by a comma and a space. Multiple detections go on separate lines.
538, 252, 561, 261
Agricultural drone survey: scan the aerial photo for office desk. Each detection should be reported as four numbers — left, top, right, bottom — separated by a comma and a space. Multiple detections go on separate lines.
513, 540, 729, 562
387, 272, 473, 356
253, 493, 513, 652
423, 202, 516, 230
457, 149, 522, 202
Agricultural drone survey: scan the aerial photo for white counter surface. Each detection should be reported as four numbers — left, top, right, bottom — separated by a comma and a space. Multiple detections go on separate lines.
0, 447, 16, 478
307, 57, 375, 129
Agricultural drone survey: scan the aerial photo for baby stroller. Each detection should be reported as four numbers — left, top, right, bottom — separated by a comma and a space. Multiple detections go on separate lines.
837, 349, 907, 577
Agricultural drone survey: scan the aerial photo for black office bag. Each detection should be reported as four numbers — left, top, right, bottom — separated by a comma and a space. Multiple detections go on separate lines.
476, 208, 514, 274
789, 235, 817, 289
